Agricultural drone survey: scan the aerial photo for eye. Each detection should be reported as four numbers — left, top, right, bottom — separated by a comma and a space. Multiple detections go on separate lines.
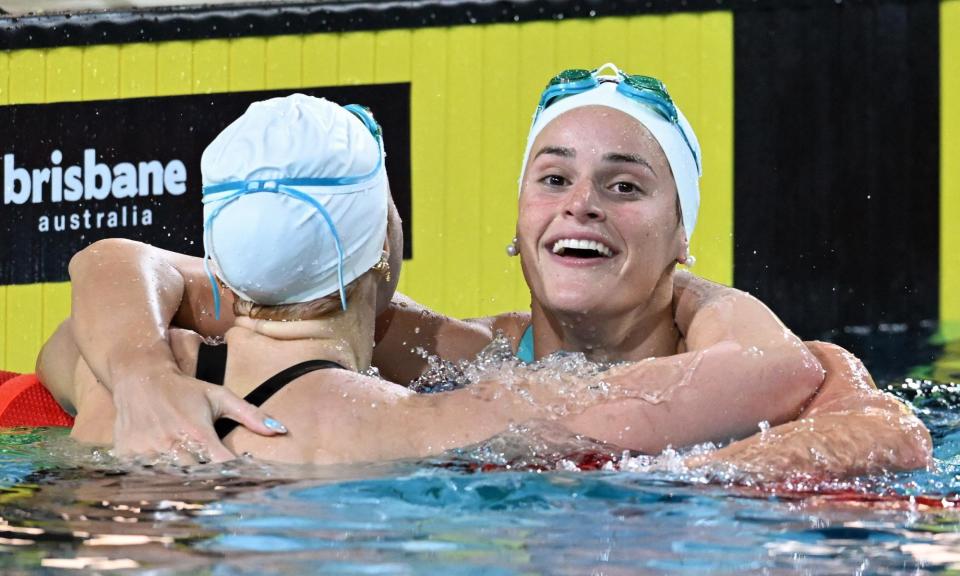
610, 181, 642, 195
539, 174, 569, 187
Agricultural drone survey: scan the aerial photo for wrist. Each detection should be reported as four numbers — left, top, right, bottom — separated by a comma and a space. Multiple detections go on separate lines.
104, 340, 182, 391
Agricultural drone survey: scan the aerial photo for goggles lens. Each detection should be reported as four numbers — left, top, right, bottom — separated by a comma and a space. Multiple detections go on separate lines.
539, 68, 677, 118
534, 66, 699, 172
622, 74, 667, 95
549, 68, 593, 85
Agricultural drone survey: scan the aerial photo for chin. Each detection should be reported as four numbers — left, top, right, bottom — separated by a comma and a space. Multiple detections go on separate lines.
539, 287, 610, 317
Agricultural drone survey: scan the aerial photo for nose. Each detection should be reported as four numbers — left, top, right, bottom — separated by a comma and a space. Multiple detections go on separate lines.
562, 180, 605, 222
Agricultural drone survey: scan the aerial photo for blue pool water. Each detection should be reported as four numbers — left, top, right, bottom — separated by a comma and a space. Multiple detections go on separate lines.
0, 332, 958, 574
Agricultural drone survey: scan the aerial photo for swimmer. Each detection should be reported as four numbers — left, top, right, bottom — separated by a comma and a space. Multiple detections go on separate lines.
42, 94, 823, 464
39, 65, 931, 475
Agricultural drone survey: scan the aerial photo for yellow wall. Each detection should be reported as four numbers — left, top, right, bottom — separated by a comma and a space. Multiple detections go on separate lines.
942, 0, 960, 340
0, 13, 734, 372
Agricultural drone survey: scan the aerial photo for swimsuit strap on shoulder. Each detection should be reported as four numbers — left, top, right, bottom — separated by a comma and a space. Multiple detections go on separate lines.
516, 324, 535, 364
214, 359, 346, 439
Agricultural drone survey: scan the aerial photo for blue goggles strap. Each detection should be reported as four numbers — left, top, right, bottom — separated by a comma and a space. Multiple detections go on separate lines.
204, 174, 381, 196
203, 181, 349, 319
201, 103, 384, 320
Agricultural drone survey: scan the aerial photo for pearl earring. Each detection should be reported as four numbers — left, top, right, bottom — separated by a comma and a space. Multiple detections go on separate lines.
506, 237, 519, 257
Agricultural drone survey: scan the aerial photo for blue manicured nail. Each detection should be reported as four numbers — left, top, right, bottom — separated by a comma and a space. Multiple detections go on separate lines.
264, 417, 288, 433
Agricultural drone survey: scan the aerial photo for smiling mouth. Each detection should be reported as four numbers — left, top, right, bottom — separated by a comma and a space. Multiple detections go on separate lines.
550, 238, 614, 258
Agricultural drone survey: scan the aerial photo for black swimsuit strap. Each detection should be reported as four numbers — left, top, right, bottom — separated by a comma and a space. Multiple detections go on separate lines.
214, 359, 346, 440
196, 342, 228, 386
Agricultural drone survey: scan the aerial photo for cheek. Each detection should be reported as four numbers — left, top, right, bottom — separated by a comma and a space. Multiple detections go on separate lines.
516, 196, 555, 237
622, 209, 680, 253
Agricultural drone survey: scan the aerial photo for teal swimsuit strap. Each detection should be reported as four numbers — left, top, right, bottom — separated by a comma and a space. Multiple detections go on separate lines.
516, 324, 535, 364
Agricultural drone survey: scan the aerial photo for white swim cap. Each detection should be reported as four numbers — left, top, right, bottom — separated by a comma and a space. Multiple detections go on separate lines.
519, 69, 702, 241
201, 94, 388, 315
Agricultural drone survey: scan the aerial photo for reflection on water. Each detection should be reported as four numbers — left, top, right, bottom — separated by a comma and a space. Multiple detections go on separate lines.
0, 333, 957, 573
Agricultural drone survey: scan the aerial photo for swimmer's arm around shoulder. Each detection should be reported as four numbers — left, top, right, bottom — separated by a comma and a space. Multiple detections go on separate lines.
69, 238, 234, 386
678, 271, 826, 421
225, 372, 540, 464
559, 341, 822, 454
65, 238, 280, 460
560, 283, 824, 453
685, 342, 932, 477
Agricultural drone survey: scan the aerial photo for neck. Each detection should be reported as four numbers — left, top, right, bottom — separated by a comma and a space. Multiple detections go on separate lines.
530, 271, 680, 363
222, 283, 377, 397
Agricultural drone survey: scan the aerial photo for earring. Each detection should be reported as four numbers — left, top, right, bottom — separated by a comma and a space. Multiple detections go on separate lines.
506, 237, 519, 257
681, 250, 696, 267
371, 251, 392, 283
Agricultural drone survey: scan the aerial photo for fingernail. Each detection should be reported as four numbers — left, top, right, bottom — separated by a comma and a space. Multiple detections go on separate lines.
264, 417, 288, 433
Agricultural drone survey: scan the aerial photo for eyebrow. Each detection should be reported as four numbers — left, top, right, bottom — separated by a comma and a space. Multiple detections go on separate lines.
533, 146, 657, 176
603, 152, 657, 176
533, 146, 576, 160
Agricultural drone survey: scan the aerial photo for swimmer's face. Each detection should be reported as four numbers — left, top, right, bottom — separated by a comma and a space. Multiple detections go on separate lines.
517, 106, 685, 318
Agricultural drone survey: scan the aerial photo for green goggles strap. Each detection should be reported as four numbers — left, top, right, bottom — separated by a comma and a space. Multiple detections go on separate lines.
534, 66, 700, 172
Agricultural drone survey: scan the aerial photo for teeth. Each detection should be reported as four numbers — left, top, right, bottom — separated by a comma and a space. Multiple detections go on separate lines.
551, 238, 613, 257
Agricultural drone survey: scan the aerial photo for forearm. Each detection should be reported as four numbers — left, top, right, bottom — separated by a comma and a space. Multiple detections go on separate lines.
227, 375, 540, 464
687, 399, 932, 479
686, 342, 933, 479
68, 239, 192, 389
401, 381, 542, 456
344, 380, 542, 461
559, 340, 823, 453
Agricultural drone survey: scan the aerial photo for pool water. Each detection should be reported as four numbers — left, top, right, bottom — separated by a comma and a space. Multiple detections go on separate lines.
1, 332, 959, 574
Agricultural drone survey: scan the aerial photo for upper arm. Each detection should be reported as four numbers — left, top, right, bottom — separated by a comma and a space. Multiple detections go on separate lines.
372, 293, 506, 385
70, 238, 236, 338
564, 339, 822, 452
36, 318, 82, 413
674, 271, 798, 351
145, 244, 237, 336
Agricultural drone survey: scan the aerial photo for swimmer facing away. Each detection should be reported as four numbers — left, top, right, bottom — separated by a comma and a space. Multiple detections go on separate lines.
45, 94, 827, 465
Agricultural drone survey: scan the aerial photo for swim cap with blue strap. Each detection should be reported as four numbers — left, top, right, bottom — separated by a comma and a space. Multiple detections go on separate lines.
201, 94, 388, 319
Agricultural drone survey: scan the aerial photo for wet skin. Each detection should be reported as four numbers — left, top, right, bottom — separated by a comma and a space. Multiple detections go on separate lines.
34, 104, 931, 474
518, 106, 688, 362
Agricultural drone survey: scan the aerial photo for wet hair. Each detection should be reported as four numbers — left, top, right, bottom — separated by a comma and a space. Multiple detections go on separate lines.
230, 275, 363, 322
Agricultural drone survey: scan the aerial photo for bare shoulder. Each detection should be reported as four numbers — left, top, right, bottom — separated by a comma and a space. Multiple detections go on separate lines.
373, 293, 526, 384
485, 311, 531, 350
673, 271, 792, 350
673, 271, 749, 327
223, 370, 412, 463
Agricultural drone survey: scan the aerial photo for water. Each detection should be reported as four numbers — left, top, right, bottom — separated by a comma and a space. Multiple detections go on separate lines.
1, 332, 959, 574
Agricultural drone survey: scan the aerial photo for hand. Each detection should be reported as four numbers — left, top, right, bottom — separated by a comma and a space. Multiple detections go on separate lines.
110, 365, 287, 464
682, 341, 932, 479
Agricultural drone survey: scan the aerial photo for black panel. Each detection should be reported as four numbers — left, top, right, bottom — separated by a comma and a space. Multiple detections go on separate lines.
0, 83, 412, 284
0, 0, 935, 51
734, 1, 939, 343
